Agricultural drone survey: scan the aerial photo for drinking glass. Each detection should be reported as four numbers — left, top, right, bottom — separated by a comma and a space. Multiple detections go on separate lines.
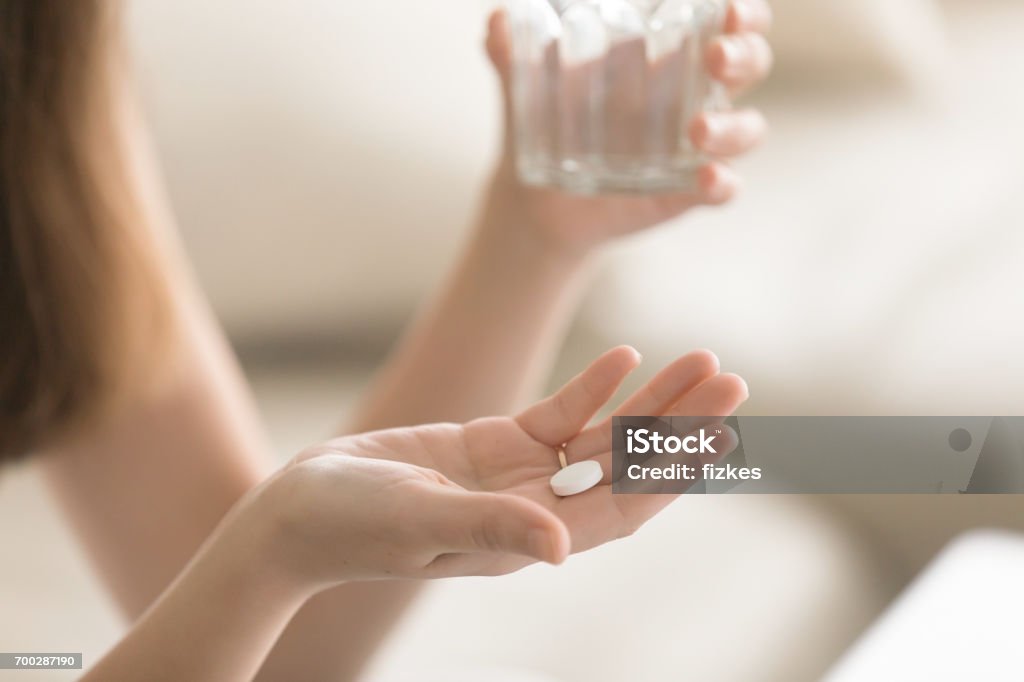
504, 0, 729, 194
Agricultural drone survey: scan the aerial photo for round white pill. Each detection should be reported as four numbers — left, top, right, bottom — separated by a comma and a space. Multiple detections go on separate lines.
550, 460, 603, 497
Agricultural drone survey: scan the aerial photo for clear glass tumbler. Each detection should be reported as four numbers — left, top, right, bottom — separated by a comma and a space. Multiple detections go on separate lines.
505, 0, 728, 194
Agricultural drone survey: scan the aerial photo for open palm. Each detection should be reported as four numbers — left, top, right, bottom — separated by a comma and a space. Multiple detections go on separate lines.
305, 347, 746, 576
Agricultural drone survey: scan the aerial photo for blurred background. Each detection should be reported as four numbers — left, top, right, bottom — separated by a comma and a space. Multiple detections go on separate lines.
2, 0, 1023, 680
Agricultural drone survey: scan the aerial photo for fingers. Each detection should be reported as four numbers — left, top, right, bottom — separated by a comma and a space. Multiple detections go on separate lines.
567, 366, 748, 467
639, 162, 741, 220
517, 346, 642, 446
486, 9, 516, 152
690, 109, 767, 157
669, 371, 748, 415
488, 4, 767, 188
667, 372, 749, 437
425, 489, 570, 566
679, 113, 764, 211
566, 350, 721, 463
612, 349, 721, 417
710, 0, 774, 93
555, 371, 750, 559
706, 33, 773, 91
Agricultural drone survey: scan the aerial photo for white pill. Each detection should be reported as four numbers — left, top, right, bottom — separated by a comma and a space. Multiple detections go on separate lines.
550, 460, 604, 497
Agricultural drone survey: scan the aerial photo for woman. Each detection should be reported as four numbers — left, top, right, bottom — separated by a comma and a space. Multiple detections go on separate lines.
0, 1, 772, 679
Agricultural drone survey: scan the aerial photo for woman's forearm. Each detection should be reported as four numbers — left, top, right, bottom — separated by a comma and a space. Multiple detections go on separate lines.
350, 175, 593, 430
254, 177, 596, 682
83, 509, 308, 682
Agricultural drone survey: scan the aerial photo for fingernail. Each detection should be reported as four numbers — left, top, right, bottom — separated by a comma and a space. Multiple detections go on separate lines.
720, 36, 748, 73
702, 113, 727, 139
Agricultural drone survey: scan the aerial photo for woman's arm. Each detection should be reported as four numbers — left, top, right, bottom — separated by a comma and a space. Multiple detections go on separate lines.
79, 504, 307, 682
351, 1, 775, 428
250, 173, 594, 682
38, 77, 276, 616
75, 412, 569, 682
263, 5, 773, 678
79, 349, 745, 682
38, 46, 579, 680
42, 5, 772, 682
351, 0, 774, 428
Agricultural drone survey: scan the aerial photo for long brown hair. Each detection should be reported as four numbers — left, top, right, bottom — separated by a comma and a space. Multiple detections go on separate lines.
1, 1, 168, 460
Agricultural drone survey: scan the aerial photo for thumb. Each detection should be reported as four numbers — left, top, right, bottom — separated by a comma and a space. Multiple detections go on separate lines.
485, 9, 515, 154
425, 489, 570, 565
485, 9, 512, 88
